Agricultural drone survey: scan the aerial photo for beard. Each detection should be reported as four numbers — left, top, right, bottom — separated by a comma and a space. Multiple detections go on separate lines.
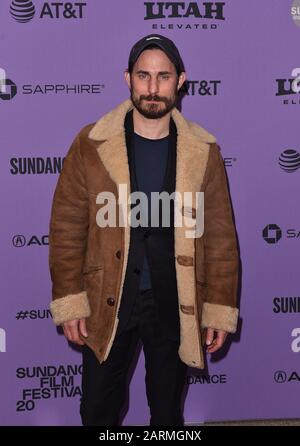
130, 88, 178, 119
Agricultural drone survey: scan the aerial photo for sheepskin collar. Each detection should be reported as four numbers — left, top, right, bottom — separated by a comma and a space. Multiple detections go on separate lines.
88, 98, 216, 144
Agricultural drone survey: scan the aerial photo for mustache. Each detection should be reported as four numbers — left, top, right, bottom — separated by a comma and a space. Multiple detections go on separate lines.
140, 95, 168, 103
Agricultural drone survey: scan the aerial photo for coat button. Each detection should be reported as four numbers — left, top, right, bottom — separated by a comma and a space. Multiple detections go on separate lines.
106, 297, 115, 306
144, 230, 151, 239
115, 250, 121, 259
134, 268, 140, 275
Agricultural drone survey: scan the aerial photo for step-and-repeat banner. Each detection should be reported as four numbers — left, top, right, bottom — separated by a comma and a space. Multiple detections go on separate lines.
1, 0, 300, 425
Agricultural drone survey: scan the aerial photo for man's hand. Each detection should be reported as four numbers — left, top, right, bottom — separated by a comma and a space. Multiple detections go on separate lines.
62, 318, 88, 346
206, 327, 228, 353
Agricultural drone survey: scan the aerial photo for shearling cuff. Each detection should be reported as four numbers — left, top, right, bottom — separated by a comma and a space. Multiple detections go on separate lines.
50, 291, 91, 326
201, 302, 238, 333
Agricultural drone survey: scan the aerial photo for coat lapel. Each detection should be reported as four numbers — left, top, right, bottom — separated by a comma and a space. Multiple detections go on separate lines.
87, 98, 216, 199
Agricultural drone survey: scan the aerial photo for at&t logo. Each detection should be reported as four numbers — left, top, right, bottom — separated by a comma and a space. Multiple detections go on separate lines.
10, 1, 87, 22
279, 149, 300, 173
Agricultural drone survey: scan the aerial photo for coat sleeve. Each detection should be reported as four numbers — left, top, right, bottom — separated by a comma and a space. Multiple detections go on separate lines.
200, 143, 239, 333
48, 131, 91, 326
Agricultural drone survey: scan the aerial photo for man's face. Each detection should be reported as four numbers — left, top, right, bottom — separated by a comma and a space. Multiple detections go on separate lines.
125, 48, 186, 119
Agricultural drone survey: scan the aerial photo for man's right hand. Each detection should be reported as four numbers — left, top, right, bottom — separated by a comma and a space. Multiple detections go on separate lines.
62, 318, 88, 346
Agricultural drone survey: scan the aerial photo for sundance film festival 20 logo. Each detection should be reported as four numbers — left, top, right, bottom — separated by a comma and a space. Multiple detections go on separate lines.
276, 68, 300, 105
144, 1, 226, 30
9, 1, 86, 22
291, 0, 300, 27
279, 149, 300, 173
0, 68, 17, 101
16, 364, 82, 412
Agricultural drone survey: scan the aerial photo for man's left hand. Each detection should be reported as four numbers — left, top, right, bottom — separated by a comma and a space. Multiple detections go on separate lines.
206, 328, 228, 353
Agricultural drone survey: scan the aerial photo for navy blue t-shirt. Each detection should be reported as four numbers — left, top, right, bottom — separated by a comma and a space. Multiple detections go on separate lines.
133, 131, 169, 290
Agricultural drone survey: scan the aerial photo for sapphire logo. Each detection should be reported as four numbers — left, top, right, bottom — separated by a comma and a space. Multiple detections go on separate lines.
1, 68, 103, 100
0, 68, 17, 101
279, 149, 300, 172
262, 224, 300, 243
262, 224, 282, 244
10, 0, 35, 23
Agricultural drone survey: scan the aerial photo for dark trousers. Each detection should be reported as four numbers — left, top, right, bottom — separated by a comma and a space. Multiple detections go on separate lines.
80, 289, 187, 426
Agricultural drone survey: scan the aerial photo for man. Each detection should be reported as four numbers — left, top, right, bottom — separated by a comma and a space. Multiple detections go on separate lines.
49, 34, 239, 426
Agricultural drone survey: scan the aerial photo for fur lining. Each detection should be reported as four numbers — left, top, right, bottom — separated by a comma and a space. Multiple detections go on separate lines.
50, 292, 91, 326
201, 302, 239, 333
93, 133, 131, 362
174, 118, 211, 368
88, 98, 216, 143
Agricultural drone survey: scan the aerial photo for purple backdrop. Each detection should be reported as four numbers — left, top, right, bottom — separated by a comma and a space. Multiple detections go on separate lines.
1, 0, 300, 425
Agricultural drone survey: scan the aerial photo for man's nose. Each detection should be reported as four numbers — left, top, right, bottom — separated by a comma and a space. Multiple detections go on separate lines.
148, 77, 159, 95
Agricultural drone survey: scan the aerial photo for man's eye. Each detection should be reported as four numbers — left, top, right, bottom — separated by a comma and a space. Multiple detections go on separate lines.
138, 73, 147, 79
161, 75, 170, 80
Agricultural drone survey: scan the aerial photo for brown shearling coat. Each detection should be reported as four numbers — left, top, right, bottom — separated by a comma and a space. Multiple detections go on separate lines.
49, 98, 239, 369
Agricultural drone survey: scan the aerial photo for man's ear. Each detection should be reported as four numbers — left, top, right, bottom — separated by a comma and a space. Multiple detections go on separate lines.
124, 70, 131, 89
177, 71, 186, 91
